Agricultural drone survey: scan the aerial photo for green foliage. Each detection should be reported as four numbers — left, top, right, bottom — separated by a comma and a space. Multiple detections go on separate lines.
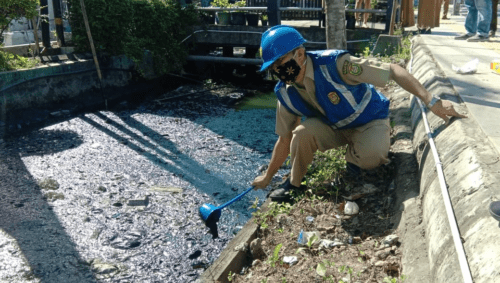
227, 271, 233, 281
306, 233, 318, 248
210, 0, 230, 7
363, 46, 370, 58
252, 201, 292, 230
316, 260, 336, 281
267, 243, 282, 267
383, 274, 408, 283
0, 0, 39, 42
299, 147, 346, 198
316, 262, 326, 277
232, 0, 246, 8
0, 49, 38, 71
68, 0, 199, 76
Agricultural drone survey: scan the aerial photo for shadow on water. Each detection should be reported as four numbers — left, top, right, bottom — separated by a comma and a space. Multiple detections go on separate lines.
79, 112, 230, 197
0, 130, 95, 282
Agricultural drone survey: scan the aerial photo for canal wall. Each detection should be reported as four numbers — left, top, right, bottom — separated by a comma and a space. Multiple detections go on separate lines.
0, 53, 164, 137
400, 36, 500, 283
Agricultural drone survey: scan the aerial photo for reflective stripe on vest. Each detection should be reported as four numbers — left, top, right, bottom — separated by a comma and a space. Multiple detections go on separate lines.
319, 64, 374, 128
278, 86, 306, 116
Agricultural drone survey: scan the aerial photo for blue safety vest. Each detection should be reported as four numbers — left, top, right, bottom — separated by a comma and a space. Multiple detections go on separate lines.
274, 50, 389, 129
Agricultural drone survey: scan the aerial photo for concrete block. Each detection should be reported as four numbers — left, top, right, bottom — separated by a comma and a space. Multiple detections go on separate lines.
373, 34, 402, 57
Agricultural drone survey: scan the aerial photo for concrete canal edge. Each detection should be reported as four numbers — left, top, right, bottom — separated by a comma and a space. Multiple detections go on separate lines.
402, 36, 500, 283
199, 36, 500, 283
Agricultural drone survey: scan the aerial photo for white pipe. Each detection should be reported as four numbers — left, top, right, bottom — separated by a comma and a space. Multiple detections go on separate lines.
409, 37, 474, 283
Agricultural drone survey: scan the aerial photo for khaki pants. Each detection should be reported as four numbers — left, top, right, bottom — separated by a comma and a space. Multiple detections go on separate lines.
289, 118, 391, 187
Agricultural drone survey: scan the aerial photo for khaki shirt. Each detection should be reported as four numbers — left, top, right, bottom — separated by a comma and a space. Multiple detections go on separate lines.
276, 54, 391, 139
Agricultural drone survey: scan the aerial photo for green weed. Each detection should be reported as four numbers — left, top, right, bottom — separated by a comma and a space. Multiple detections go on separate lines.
252, 201, 292, 230
267, 243, 282, 268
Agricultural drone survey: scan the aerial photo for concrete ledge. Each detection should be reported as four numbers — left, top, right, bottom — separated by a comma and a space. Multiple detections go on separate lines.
408, 36, 500, 283
0, 52, 172, 137
0, 41, 59, 57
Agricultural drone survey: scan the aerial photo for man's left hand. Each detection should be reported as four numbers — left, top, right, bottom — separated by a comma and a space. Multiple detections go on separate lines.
429, 99, 468, 124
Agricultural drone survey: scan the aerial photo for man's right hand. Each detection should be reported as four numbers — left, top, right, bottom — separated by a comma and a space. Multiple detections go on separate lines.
252, 175, 272, 190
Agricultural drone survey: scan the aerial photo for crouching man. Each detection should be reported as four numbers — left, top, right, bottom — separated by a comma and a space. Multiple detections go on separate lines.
252, 25, 466, 202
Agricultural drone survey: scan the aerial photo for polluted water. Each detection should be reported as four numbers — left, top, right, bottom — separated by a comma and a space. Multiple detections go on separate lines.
0, 88, 288, 282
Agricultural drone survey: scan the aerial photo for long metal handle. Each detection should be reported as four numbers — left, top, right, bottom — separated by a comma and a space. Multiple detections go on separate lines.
218, 186, 254, 210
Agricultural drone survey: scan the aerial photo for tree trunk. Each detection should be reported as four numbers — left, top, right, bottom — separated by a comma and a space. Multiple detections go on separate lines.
325, 0, 347, 50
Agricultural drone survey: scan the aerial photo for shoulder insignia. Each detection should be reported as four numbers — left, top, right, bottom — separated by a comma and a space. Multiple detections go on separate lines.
342, 60, 363, 76
328, 92, 341, 105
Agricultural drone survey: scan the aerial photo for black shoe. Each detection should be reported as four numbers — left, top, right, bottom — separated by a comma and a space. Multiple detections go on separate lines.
418, 28, 432, 34
346, 162, 361, 176
342, 162, 363, 188
360, 161, 396, 188
490, 201, 500, 221
489, 30, 496, 38
268, 179, 299, 202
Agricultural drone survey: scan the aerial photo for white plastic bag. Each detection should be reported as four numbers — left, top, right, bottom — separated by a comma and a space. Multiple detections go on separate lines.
452, 58, 479, 74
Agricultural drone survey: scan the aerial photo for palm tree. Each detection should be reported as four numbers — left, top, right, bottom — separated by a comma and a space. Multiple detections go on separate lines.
325, 0, 347, 50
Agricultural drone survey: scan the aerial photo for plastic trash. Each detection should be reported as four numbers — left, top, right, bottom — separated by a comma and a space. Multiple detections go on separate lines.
452, 58, 479, 74
283, 256, 298, 266
319, 239, 345, 249
344, 201, 359, 215
305, 216, 315, 223
491, 59, 500, 75
297, 230, 321, 246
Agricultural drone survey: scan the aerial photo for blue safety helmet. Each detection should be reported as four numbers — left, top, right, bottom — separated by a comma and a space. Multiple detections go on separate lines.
259, 25, 307, 72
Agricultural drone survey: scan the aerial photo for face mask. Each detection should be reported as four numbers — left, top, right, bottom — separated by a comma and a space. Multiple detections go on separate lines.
274, 52, 305, 85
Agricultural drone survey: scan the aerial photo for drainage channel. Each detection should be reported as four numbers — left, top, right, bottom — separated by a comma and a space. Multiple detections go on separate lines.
0, 86, 285, 282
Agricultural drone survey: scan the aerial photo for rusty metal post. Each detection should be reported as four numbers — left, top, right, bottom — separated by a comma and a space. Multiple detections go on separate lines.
52, 0, 66, 46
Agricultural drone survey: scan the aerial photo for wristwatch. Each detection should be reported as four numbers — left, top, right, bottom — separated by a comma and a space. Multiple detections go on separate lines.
427, 96, 441, 108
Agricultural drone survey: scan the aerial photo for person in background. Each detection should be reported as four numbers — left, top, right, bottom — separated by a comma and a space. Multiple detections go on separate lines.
442, 0, 450, 19
417, 0, 441, 33
490, 0, 498, 37
401, 0, 416, 27
454, 0, 492, 41
355, 0, 372, 27
252, 25, 467, 202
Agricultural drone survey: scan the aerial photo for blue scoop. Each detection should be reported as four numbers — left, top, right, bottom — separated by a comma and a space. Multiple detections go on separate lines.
199, 186, 254, 223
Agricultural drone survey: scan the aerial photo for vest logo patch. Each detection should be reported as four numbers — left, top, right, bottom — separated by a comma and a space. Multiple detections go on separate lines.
342, 60, 363, 76
328, 92, 341, 105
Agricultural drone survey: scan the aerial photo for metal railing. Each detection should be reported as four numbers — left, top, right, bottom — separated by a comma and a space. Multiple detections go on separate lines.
197, 0, 397, 31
